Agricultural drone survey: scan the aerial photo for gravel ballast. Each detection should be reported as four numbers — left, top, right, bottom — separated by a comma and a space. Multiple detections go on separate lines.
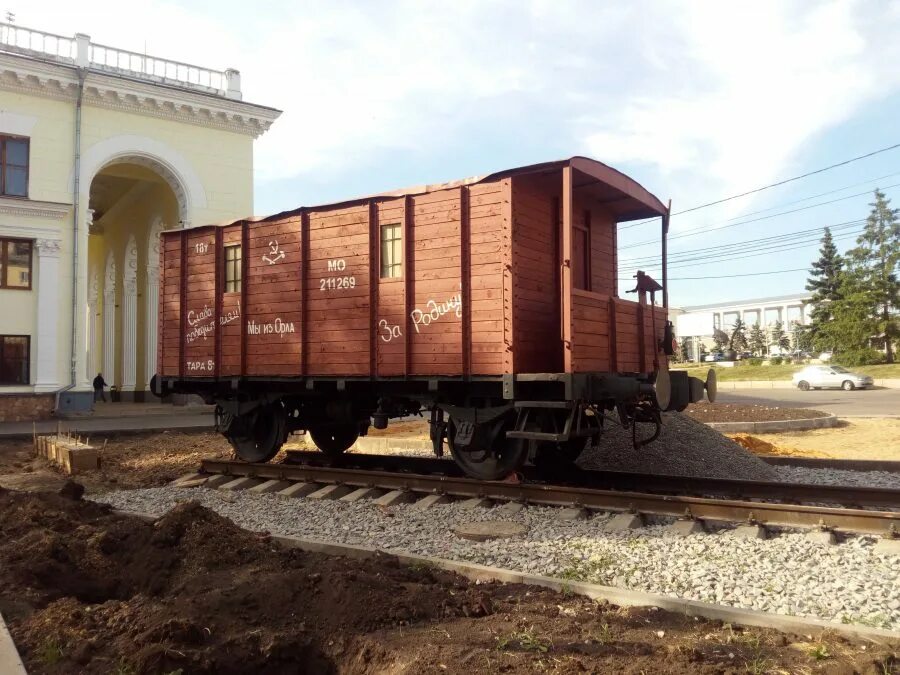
577, 413, 779, 481
94, 485, 900, 631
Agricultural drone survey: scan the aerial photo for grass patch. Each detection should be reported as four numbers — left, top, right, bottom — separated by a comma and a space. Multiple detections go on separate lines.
497, 628, 551, 653
558, 552, 615, 584
35, 637, 65, 666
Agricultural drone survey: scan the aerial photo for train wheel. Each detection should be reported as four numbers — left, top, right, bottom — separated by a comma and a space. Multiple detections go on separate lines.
227, 404, 286, 463
309, 425, 359, 457
447, 417, 528, 481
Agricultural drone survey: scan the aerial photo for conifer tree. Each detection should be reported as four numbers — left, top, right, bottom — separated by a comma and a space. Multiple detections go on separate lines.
729, 318, 748, 352
749, 323, 767, 356
845, 190, 900, 363
806, 227, 843, 349
770, 320, 790, 352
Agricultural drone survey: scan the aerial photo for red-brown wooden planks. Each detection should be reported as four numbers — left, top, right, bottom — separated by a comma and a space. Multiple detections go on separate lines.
161, 162, 665, 383
244, 216, 303, 376
182, 227, 217, 376
511, 175, 560, 373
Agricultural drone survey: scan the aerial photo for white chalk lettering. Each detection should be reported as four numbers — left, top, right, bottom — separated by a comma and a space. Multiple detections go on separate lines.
411, 291, 462, 334
247, 317, 296, 339
379, 319, 402, 343
187, 305, 213, 327
219, 301, 241, 326
262, 240, 285, 265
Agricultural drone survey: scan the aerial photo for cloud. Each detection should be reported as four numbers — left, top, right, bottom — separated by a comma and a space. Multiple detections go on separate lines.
14, 0, 900, 205
582, 1, 900, 209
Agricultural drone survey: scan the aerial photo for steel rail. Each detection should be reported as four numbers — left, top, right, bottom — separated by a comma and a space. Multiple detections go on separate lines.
200, 458, 900, 535
277, 451, 900, 509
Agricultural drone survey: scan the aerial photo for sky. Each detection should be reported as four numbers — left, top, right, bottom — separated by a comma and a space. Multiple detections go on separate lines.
14, 0, 900, 307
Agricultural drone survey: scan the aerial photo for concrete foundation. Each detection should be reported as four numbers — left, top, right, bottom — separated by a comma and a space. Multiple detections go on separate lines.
605, 513, 644, 532
557, 507, 589, 521
247, 480, 293, 494
805, 529, 837, 546
219, 477, 262, 491
278, 482, 322, 499
339, 487, 385, 503
373, 490, 417, 507
307, 484, 354, 500
413, 494, 452, 509
730, 524, 767, 540
669, 519, 706, 536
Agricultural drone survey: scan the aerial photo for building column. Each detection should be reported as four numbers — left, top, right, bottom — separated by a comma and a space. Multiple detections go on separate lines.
122, 236, 138, 392
103, 252, 117, 386
145, 221, 163, 389
122, 277, 137, 390
33, 238, 62, 392
86, 269, 100, 380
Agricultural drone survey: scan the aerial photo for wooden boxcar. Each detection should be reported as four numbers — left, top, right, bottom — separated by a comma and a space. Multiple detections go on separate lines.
153, 157, 714, 479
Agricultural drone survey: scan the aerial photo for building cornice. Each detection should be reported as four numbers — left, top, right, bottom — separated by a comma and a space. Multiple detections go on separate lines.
0, 53, 281, 138
0, 195, 71, 220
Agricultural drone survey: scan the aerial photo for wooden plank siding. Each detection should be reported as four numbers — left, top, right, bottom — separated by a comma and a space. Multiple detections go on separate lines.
510, 175, 561, 373
157, 165, 665, 382
159, 178, 511, 379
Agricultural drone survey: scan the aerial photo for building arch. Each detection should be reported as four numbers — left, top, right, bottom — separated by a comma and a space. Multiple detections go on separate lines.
76, 134, 208, 227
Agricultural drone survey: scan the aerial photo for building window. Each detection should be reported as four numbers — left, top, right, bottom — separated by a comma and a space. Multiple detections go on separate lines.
0, 335, 29, 385
224, 244, 241, 292
380, 223, 402, 278
1, 135, 29, 197
572, 222, 590, 291
0, 238, 32, 290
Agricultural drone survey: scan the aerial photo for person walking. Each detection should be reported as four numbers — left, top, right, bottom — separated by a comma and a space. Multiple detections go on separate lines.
92, 373, 108, 403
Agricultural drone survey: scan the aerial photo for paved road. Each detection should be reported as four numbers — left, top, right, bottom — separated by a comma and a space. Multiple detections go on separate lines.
0, 413, 213, 438
715, 386, 899, 417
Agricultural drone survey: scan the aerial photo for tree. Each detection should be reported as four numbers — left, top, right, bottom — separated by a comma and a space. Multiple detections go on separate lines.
712, 328, 729, 352
749, 322, 767, 356
817, 270, 878, 358
770, 320, 790, 353
845, 189, 900, 363
792, 323, 812, 353
806, 227, 844, 344
729, 318, 748, 352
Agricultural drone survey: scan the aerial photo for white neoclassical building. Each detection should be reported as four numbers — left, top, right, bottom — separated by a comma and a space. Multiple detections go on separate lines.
674, 292, 813, 356
0, 22, 280, 418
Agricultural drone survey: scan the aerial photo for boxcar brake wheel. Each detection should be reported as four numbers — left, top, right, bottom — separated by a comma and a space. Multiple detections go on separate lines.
447, 417, 528, 481
309, 425, 359, 457
227, 405, 286, 463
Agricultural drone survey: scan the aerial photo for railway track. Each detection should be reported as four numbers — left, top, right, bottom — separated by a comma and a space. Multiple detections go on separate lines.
196, 455, 900, 536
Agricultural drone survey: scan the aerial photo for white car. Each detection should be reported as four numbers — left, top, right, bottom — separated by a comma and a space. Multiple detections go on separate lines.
792, 365, 873, 391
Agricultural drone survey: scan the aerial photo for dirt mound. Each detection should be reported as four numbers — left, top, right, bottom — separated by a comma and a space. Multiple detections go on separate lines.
0, 488, 491, 674
686, 402, 828, 423
1, 487, 894, 674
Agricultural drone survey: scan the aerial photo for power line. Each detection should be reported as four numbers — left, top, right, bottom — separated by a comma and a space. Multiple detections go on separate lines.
620, 220, 861, 266
723, 170, 900, 221
668, 267, 809, 281
619, 141, 900, 230
619, 183, 899, 251
628, 226, 864, 273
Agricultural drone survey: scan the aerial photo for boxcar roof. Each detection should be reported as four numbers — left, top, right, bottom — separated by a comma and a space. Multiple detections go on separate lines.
222, 156, 667, 226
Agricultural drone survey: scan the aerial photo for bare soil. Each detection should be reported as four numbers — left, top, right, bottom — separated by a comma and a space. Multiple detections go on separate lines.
0, 431, 242, 494
685, 402, 829, 423
1, 486, 896, 675
729, 419, 900, 460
